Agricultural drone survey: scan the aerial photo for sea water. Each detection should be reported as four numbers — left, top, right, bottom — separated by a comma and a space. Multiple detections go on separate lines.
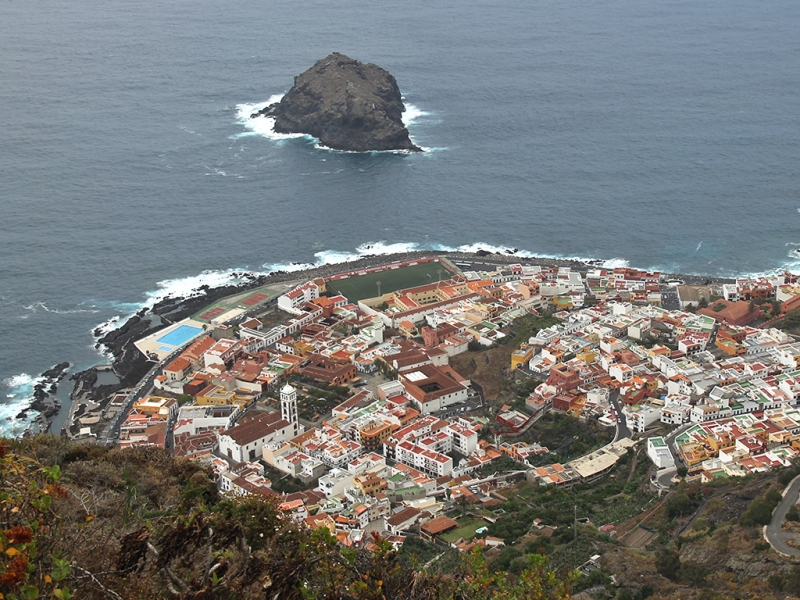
1, 0, 799, 433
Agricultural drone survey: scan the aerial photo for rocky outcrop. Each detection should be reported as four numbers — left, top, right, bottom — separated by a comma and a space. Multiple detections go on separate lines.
18, 362, 70, 433
252, 53, 421, 152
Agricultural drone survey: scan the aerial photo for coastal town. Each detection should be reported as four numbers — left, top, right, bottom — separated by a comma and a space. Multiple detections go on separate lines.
57, 253, 800, 569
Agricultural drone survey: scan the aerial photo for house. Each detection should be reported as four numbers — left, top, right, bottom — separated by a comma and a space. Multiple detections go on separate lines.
384, 507, 422, 534
419, 516, 459, 541
647, 437, 675, 469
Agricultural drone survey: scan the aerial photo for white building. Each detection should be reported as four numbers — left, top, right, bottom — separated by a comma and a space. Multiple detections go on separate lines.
217, 411, 294, 463
278, 281, 321, 314
647, 437, 675, 469
173, 404, 239, 436
394, 440, 453, 477
627, 405, 661, 433
317, 468, 355, 498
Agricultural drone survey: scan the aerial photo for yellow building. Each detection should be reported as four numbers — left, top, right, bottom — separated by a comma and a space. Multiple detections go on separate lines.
195, 384, 252, 409
678, 442, 710, 466
575, 348, 596, 364
511, 345, 534, 370
359, 420, 393, 452
552, 296, 574, 310
354, 474, 388, 496
293, 339, 316, 357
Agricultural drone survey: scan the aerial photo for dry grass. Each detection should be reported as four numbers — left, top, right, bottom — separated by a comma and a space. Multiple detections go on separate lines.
450, 345, 516, 405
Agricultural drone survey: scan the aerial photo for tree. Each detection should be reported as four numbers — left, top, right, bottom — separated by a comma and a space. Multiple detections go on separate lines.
787, 505, 800, 522
666, 492, 693, 518
783, 308, 800, 330
740, 491, 781, 527
769, 573, 785, 592
454, 550, 574, 600
679, 560, 709, 587
698, 297, 709, 309
786, 565, 800, 595
655, 548, 681, 580
676, 465, 688, 478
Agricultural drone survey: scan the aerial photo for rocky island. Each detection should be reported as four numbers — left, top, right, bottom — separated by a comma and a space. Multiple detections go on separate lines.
252, 52, 422, 152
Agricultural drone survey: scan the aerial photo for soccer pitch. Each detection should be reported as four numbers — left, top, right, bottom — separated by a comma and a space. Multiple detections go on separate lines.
328, 262, 450, 303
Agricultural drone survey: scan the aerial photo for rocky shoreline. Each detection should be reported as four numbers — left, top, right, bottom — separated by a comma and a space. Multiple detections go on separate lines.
30, 249, 734, 438
17, 362, 70, 434
254, 53, 421, 152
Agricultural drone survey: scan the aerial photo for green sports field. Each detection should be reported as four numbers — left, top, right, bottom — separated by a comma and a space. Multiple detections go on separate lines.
328, 261, 451, 303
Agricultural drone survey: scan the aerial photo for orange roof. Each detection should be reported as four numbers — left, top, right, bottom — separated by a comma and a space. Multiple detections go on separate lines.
420, 516, 459, 536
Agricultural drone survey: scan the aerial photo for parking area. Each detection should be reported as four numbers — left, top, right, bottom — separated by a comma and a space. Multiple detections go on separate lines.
660, 284, 681, 310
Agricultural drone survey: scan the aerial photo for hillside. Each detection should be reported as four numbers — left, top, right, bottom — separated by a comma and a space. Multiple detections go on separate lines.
0, 436, 572, 599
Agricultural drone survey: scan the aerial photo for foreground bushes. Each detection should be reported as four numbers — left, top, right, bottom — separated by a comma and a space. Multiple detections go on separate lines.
0, 437, 575, 599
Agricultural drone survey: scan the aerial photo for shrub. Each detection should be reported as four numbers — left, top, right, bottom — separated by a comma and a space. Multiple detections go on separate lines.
666, 492, 693, 519
787, 505, 800, 522
679, 560, 709, 587
655, 548, 681, 580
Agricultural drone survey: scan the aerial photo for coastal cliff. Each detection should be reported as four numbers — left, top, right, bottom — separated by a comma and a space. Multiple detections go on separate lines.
252, 53, 421, 152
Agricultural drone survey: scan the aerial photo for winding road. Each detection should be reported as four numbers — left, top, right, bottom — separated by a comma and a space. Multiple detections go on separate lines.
765, 474, 800, 557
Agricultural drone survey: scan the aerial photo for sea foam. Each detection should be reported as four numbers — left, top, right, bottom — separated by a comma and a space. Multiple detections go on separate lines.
235, 95, 314, 142
235, 96, 442, 153
0, 373, 44, 437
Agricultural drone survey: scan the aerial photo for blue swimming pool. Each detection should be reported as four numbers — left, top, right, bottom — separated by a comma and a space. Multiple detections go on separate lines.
156, 324, 203, 347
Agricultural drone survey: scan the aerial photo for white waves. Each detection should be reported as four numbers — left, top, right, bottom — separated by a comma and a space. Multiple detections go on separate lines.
235, 95, 312, 142
234, 96, 444, 153
0, 373, 44, 437
22, 302, 100, 315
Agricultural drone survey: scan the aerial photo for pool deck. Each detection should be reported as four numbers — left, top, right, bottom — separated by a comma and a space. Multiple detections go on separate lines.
134, 318, 207, 361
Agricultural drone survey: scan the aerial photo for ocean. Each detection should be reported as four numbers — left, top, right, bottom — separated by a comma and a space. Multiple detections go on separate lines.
1, 0, 799, 434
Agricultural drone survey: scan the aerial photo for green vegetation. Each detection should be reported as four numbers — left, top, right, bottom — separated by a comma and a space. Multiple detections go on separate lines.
666, 492, 695, 519
265, 374, 354, 421
654, 548, 710, 588
327, 261, 449, 303
770, 565, 800, 595
739, 486, 783, 527
483, 458, 654, 552
440, 518, 487, 544
655, 548, 681, 580
498, 313, 562, 347
262, 463, 309, 494
517, 412, 614, 463
781, 308, 800, 331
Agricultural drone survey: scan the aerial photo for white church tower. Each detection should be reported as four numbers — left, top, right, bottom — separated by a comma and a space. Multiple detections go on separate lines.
281, 383, 299, 436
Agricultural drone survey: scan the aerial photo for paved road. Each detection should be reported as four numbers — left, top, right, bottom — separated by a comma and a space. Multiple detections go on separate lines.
656, 467, 678, 488
609, 391, 631, 441
653, 424, 691, 488
765, 475, 800, 557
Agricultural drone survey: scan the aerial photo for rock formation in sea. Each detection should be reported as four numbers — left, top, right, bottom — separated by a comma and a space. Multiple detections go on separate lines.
252, 52, 422, 152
